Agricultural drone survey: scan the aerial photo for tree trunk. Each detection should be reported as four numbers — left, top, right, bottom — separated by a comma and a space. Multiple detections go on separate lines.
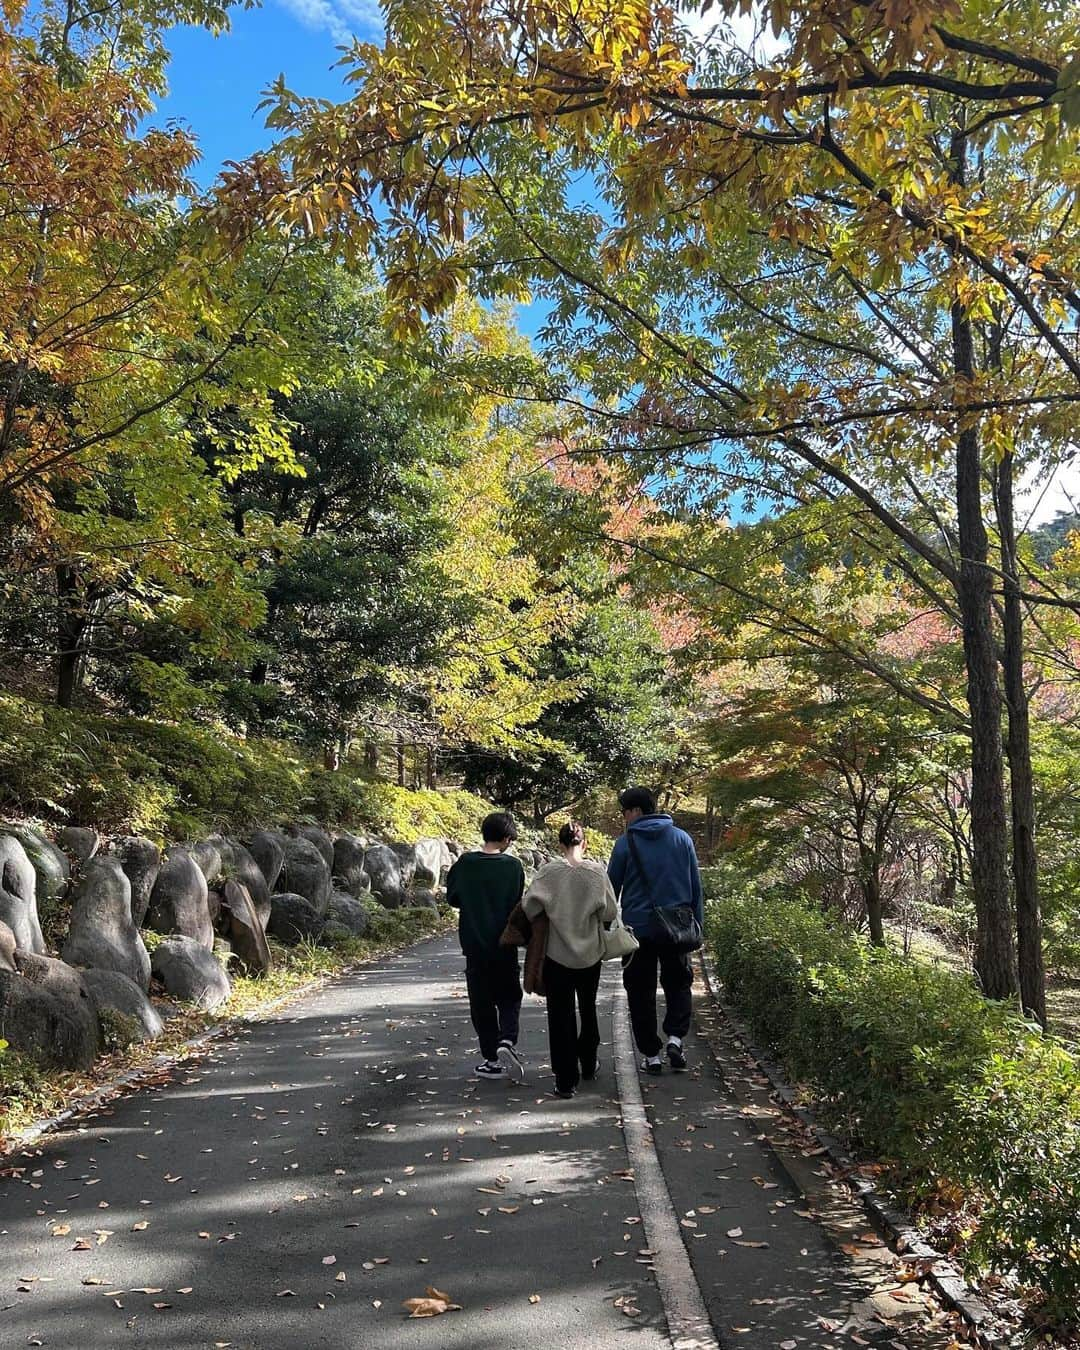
55, 563, 90, 708
427, 748, 438, 790
951, 302, 1017, 1000
861, 856, 886, 946
395, 733, 406, 788
364, 739, 378, 773
996, 447, 1046, 1024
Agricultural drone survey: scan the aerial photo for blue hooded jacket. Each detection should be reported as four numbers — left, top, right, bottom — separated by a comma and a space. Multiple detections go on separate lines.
607, 814, 703, 941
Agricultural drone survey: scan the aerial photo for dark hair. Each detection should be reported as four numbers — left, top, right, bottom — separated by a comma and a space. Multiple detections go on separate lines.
481, 810, 518, 843
618, 786, 657, 815
558, 820, 585, 848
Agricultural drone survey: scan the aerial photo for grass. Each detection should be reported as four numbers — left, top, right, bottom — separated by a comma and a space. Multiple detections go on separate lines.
0, 905, 452, 1147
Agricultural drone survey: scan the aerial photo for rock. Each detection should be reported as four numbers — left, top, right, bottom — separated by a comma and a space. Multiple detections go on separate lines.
146, 847, 213, 948
390, 842, 418, 889
207, 888, 223, 928
222, 880, 272, 976
364, 844, 405, 908
276, 837, 331, 916
267, 893, 325, 946
225, 841, 272, 930
2, 825, 69, 906
190, 839, 224, 886
247, 830, 287, 893
296, 826, 334, 872
321, 891, 371, 944
0, 952, 100, 1068
62, 857, 151, 991
414, 836, 452, 889
82, 968, 163, 1042
58, 825, 100, 865
150, 936, 230, 1011
0, 834, 46, 955
407, 887, 440, 912
113, 836, 160, 927
0, 919, 15, 971
446, 840, 463, 858
332, 835, 372, 898
213, 937, 233, 964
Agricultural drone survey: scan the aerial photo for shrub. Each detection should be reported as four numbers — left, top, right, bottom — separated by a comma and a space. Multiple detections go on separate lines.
704, 879, 1080, 1320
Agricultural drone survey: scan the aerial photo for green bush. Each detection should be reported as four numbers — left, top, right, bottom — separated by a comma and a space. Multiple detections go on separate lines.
704, 880, 1080, 1320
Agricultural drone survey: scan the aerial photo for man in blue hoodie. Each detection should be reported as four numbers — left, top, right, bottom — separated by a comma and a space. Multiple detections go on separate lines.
608, 786, 703, 1074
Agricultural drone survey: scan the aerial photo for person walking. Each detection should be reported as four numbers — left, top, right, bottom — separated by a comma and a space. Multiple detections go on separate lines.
524, 821, 617, 1099
608, 787, 703, 1075
446, 811, 527, 1083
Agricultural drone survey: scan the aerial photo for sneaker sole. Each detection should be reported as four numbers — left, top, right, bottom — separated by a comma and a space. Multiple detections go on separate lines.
497, 1046, 526, 1084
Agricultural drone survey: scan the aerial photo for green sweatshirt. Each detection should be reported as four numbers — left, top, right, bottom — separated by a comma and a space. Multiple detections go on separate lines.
446, 850, 525, 960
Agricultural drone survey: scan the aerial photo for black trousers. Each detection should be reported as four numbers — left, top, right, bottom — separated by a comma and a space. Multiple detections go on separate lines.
465, 950, 522, 1061
543, 957, 602, 1093
622, 937, 693, 1057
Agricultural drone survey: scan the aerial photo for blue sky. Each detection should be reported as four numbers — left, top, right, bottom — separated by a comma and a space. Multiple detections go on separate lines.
152, 4, 368, 186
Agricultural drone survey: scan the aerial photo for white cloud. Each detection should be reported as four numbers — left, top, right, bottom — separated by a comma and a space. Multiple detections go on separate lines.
273, 0, 381, 44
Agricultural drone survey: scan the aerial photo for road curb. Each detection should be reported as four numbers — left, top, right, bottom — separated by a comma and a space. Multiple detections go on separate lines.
2, 927, 451, 1156
612, 982, 721, 1350
697, 948, 1011, 1349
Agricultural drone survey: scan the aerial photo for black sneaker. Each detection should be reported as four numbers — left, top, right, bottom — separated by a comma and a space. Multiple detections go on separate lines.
552, 1087, 576, 1099
641, 1055, 663, 1075
581, 1058, 600, 1082
475, 1060, 505, 1079
497, 1041, 526, 1084
666, 1041, 688, 1071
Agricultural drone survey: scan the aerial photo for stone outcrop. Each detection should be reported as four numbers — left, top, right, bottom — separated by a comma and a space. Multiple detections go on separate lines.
222, 880, 271, 976
0, 952, 100, 1068
332, 834, 371, 898
323, 891, 370, 943
296, 825, 334, 872
62, 857, 151, 991
150, 936, 230, 1011
3, 825, 69, 908
276, 836, 331, 915
190, 839, 224, 887
267, 892, 325, 945
58, 826, 100, 865
82, 968, 163, 1043
390, 842, 418, 890
113, 836, 160, 927
0, 918, 16, 972
414, 836, 451, 889
247, 830, 287, 892
146, 847, 213, 948
0, 834, 46, 955
363, 844, 405, 909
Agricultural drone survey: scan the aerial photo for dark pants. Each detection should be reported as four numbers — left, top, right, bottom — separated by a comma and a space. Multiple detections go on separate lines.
543, 957, 602, 1093
466, 950, 522, 1060
622, 938, 693, 1057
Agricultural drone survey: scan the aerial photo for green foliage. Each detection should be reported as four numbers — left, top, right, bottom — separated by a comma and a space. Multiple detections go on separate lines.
97, 1009, 142, 1053
0, 693, 495, 840
705, 883, 1080, 1317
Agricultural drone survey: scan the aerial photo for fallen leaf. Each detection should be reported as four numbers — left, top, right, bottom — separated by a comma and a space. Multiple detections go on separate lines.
131, 1221, 149, 1232
275, 1290, 296, 1298
726, 1227, 743, 1238
402, 1285, 462, 1318
51, 1223, 71, 1236
322, 1256, 337, 1266
528, 1294, 541, 1304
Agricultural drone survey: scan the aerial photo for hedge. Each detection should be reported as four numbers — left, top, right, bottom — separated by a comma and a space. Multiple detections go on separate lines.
704, 880, 1080, 1319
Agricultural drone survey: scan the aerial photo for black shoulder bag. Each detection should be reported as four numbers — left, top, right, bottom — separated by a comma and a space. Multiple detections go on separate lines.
625, 830, 703, 953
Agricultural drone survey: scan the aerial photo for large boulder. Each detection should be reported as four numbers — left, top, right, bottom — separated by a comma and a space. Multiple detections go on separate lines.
267, 892, 325, 946
190, 839, 224, 887
0, 953, 101, 1068
322, 891, 370, 944
0, 835, 46, 955
150, 936, 230, 1011
414, 837, 452, 889
222, 841, 272, 930
390, 842, 418, 889
62, 857, 151, 991
222, 881, 271, 976
113, 836, 160, 927
364, 844, 405, 909
296, 826, 334, 872
58, 825, 100, 866
82, 968, 163, 1043
332, 835, 372, 898
247, 830, 287, 892
2, 825, 69, 907
146, 847, 213, 948
407, 887, 440, 912
276, 836, 331, 916
0, 919, 16, 972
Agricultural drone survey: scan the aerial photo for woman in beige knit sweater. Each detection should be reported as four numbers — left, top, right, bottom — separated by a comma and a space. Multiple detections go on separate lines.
523, 821, 617, 1099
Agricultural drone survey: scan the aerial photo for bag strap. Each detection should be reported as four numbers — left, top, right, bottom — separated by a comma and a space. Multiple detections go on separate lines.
624, 829, 655, 903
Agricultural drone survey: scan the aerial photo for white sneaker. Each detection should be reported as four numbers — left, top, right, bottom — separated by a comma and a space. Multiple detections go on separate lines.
497, 1041, 526, 1084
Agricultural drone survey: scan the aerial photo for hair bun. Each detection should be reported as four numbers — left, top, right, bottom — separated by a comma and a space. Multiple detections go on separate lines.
558, 820, 586, 848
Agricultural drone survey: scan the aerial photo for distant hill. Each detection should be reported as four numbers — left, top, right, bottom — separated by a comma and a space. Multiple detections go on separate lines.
1028, 509, 1080, 566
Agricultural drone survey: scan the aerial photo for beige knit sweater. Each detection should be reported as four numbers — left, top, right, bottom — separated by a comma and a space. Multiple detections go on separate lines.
523, 859, 617, 969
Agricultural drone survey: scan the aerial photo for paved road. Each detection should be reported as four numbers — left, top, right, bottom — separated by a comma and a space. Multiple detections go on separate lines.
0, 934, 950, 1349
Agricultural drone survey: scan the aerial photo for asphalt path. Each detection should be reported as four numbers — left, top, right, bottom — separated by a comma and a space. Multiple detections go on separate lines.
0, 933, 951, 1350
